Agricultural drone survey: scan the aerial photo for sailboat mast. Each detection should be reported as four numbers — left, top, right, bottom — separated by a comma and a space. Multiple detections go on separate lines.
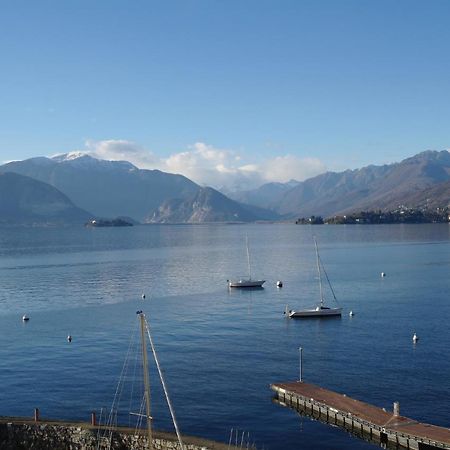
314, 237, 324, 307
139, 313, 153, 450
246, 235, 252, 280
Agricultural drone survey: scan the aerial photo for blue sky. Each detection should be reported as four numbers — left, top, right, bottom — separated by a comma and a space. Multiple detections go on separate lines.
1, 0, 450, 188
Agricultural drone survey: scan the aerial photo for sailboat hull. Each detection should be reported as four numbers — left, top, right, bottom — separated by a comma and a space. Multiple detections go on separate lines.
228, 279, 265, 288
289, 306, 342, 318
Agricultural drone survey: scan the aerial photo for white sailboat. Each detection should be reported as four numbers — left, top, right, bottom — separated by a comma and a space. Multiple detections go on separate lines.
288, 237, 342, 318
228, 236, 265, 288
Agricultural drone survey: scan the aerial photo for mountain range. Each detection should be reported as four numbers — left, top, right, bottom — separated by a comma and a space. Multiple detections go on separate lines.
2, 154, 199, 222
0, 153, 275, 225
231, 150, 450, 218
1, 150, 450, 225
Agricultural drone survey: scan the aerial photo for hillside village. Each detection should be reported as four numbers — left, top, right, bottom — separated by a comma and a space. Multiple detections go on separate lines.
296, 207, 450, 225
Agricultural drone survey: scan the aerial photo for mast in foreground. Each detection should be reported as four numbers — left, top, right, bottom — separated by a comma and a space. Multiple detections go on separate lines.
139, 312, 153, 450
246, 235, 252, 280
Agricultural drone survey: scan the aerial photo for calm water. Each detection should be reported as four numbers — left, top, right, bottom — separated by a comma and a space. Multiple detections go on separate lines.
0, 223, 450, 450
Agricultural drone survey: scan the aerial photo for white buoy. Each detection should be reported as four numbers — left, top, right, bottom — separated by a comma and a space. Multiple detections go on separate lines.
141, 293, 146, 299
349, 310, 354, 317
67, 335, 72, 343
22, 314, 29, 322
276, 280, 283, 288
381, 272, 386, 277
412, 332, 418, 343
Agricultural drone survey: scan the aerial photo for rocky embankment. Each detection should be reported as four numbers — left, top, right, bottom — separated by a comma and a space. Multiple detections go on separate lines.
0, 417, 229, 450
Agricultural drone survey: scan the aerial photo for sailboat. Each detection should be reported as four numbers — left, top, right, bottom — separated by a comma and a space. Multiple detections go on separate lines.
97, 310, 185, 450
228, 236, 265, 288
288, 237, 342, 318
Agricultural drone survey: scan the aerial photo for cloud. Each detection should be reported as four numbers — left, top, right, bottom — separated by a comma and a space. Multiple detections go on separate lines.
164, 142, 253, 189
260, 155, 326, 183
85, 139, 158, 166
163, 143, 326, 189
76, 139, 326, 191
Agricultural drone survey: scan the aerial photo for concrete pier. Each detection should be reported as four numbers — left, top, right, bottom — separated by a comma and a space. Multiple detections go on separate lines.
271, 381, 450, 450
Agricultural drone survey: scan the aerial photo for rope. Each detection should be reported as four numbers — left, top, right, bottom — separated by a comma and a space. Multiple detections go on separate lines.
145, 316, 185, 450
134, 394, 146, 436
95, 407, 104, 450
100, 320, 139, 447
128, 334, 140, 427
318, 254, 340, 306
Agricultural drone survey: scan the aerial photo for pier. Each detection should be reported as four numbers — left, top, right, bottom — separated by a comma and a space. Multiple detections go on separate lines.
271, 381, 450, 450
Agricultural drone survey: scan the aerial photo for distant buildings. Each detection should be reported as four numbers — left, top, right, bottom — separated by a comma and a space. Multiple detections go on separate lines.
297, 208, 450, 225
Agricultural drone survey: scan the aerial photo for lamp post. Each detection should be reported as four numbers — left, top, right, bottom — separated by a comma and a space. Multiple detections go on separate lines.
299, 347, 303, 382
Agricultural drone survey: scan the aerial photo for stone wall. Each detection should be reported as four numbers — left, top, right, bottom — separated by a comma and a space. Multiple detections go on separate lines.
0, 420, 228, 450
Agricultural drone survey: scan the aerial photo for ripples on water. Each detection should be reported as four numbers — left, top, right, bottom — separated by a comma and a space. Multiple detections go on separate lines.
0, 224, 449, 450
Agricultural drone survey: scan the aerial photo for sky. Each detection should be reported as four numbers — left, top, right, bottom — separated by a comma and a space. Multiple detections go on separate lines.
1, 0, 450, 190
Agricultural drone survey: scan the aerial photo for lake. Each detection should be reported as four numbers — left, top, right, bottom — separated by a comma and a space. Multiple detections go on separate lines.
0, 223, 449, 450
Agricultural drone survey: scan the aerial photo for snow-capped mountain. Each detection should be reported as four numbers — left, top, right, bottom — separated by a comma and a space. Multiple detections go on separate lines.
51, 152, 137, 171
0, 154, 276, 222
1, 154, 198, 221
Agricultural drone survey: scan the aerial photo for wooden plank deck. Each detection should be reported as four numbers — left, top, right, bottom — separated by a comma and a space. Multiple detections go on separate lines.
272, 381, 450, 449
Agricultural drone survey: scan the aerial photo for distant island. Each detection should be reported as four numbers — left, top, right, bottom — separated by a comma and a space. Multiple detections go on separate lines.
296, 208, 450, 225
85, 218, 134, 227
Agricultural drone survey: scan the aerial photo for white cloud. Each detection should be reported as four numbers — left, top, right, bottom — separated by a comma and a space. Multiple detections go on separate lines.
164, 142, 249, 188
163, 143, 326, 190
260, 155, 326, 183
75, 139, 326, 191
85, 139, 158, 166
